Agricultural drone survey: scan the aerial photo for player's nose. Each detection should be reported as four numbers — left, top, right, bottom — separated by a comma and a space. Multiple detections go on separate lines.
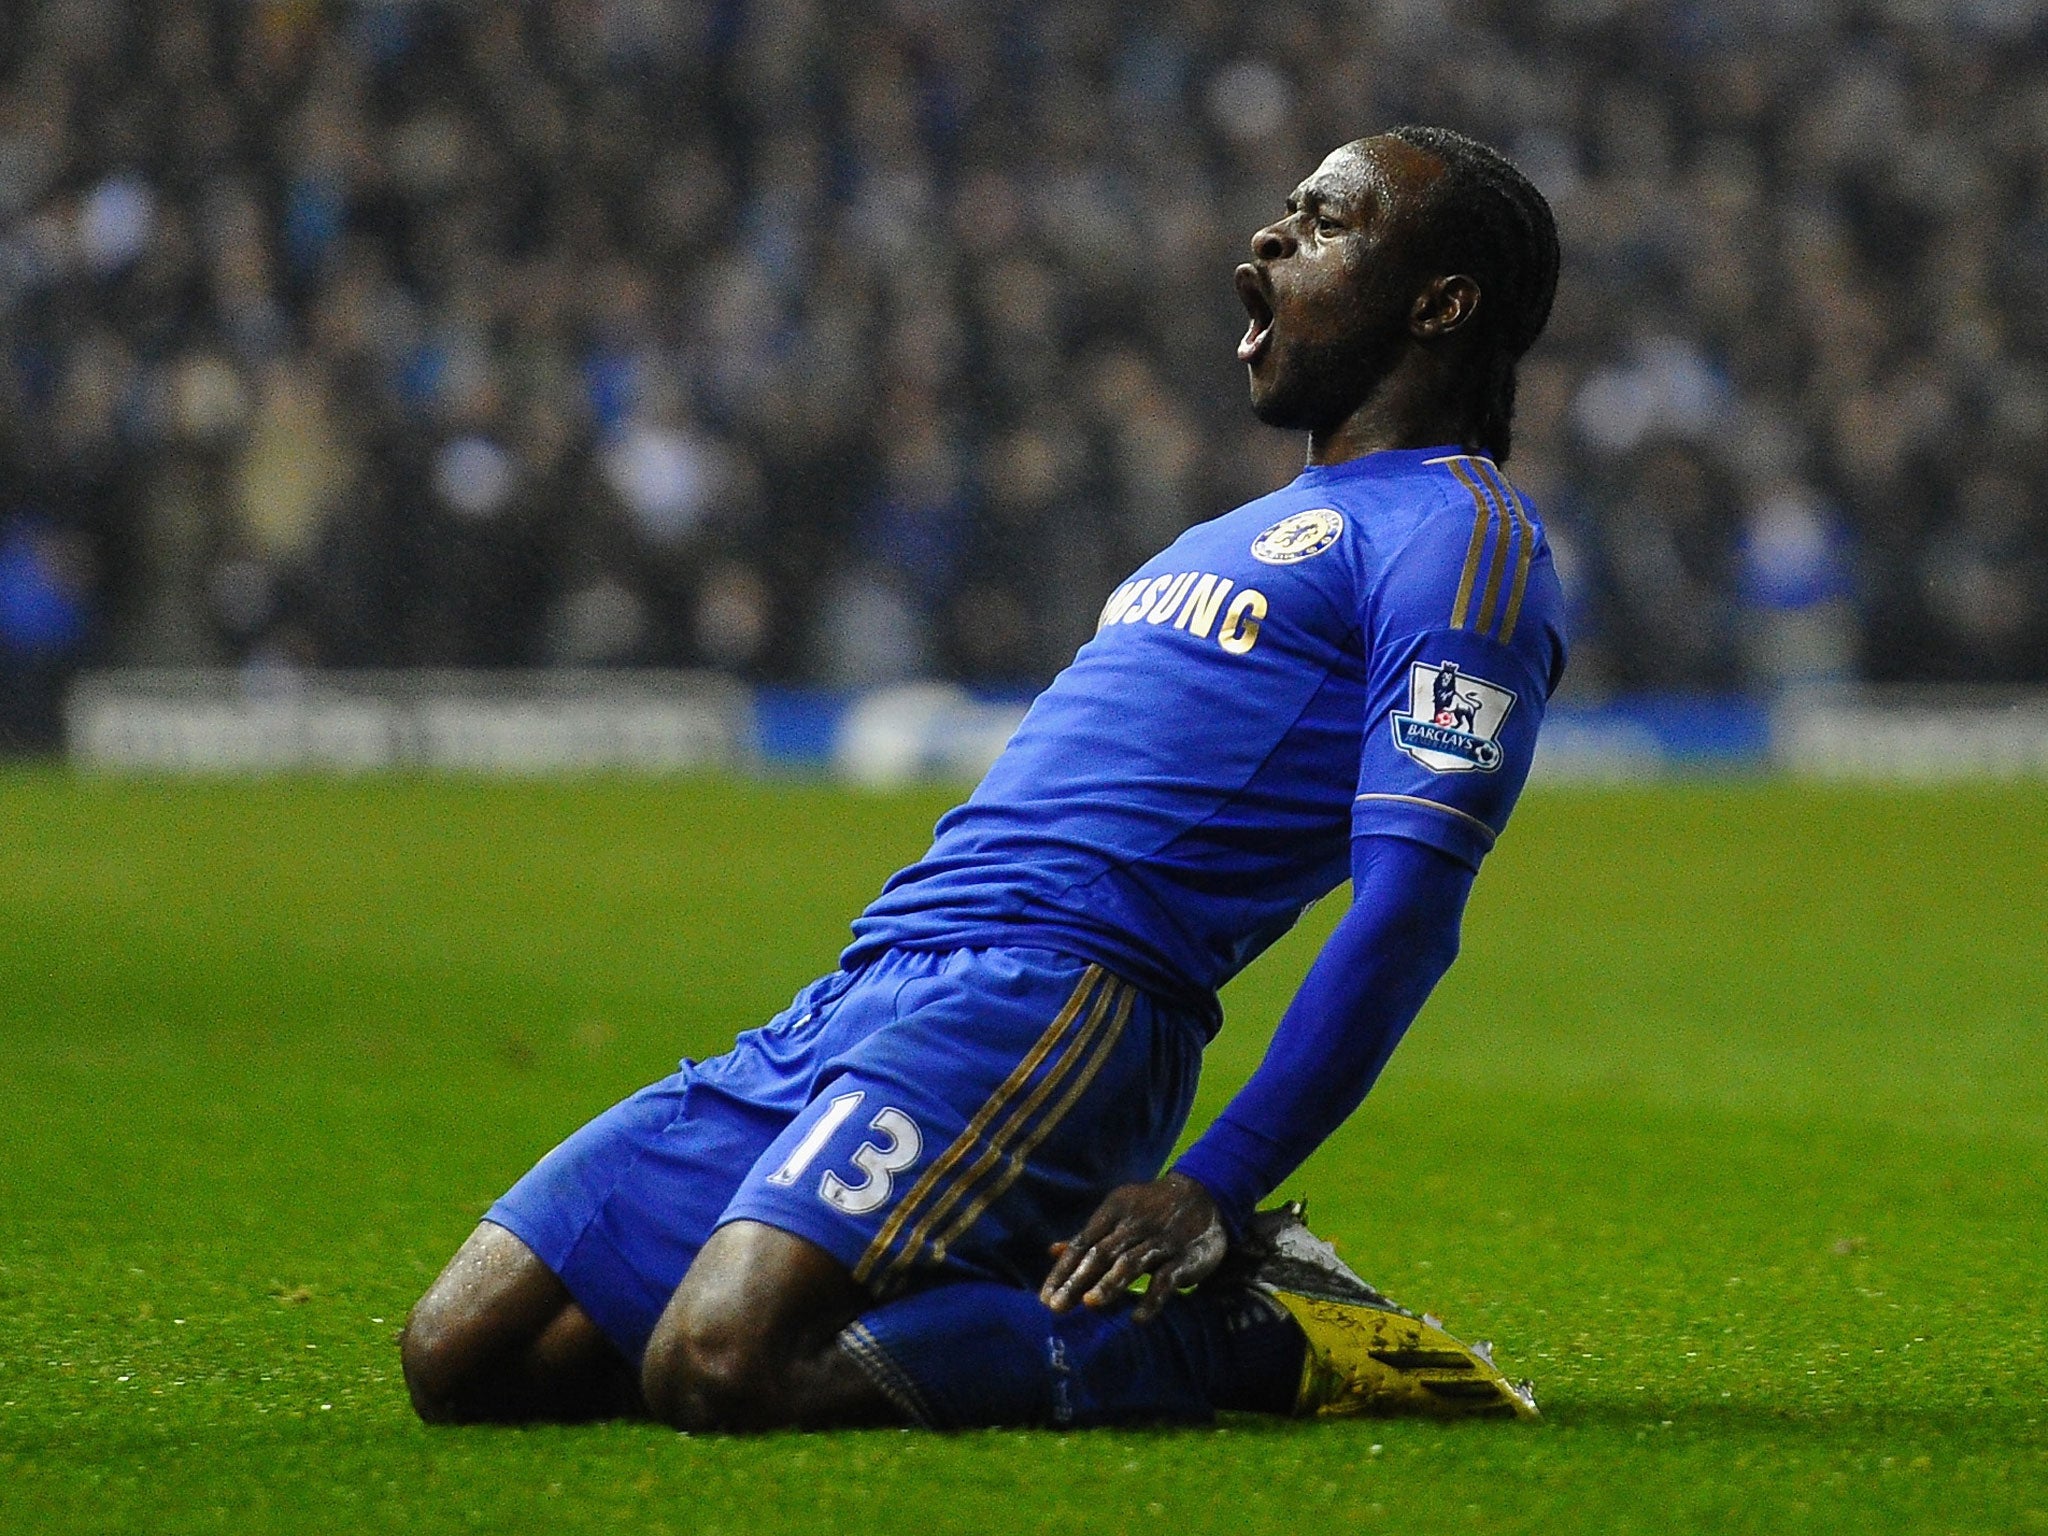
1251, 221, 1295, 263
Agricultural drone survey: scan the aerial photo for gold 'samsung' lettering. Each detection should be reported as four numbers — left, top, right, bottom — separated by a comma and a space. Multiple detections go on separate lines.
1217, 589, 1268, 654
1095, 572, 1267, 654
1121, 573, 1178, 624
1145, 571, 1199, 625
1097, 579, 1145, 628
1176, 574, 1233, 637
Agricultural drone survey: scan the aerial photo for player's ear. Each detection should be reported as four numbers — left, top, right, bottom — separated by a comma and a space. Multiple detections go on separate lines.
1411, 275, 1480, 339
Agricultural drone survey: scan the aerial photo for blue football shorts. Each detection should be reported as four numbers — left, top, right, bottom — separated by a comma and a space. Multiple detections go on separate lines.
485, 946, 1206, 1363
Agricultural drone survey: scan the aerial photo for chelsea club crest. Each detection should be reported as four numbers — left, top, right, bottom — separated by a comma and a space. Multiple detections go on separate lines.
1390, 660, 1518, 773
1251, 508, 1345, 564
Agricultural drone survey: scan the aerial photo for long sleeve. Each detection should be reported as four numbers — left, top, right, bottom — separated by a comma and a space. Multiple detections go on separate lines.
1172, 833, 1474, 1237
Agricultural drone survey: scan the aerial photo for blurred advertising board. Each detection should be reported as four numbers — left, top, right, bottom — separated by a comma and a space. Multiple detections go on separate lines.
67, 670, 750, 774
64, 673, 2048, 782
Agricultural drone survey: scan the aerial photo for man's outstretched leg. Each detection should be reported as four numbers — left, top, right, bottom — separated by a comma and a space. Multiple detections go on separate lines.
837, 1205, 1538, 1428
638, 1207, 1536, 1433
401, 1222, 645, 1423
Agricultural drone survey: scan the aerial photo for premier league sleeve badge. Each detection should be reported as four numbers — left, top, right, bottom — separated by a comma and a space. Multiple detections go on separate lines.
1390, 661, 1518, 772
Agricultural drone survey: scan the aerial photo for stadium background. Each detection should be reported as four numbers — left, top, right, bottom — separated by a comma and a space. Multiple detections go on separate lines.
2, 0, 2045, 758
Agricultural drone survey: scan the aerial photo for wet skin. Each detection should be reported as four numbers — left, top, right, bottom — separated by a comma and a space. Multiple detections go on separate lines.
401, 134, 1495, 1430
402, 1219, 889, 1429
401, 1221, 645, 1424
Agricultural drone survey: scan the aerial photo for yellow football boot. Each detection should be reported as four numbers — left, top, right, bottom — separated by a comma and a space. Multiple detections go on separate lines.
1244, 1203, 1539, 1421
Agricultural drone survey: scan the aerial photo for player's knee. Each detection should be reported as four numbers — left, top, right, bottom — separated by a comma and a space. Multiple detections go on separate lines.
640, 1305, 786, 1432
399, 1287, 517, 1425
398, 1303, 469, 1424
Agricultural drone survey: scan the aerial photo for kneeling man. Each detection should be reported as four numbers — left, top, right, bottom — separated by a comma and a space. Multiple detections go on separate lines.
402, 126, 1565, 1432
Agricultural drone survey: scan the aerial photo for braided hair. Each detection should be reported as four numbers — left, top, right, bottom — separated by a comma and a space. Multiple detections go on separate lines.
1384, 126, 1559, 462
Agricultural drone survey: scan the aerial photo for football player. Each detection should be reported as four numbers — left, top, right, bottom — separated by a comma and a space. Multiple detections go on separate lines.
403, 126, 1564, 1431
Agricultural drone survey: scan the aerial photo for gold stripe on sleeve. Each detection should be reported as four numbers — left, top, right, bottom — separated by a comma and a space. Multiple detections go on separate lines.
1354, 791, 1499, 849
1481, 462, 1536, 647
1445, 458, 1495, 630
1471, 464, 1514, 638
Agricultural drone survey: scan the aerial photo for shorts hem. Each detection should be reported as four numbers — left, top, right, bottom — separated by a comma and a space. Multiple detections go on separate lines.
711, 1200, 882, 1292
482, 1200, 576, 1280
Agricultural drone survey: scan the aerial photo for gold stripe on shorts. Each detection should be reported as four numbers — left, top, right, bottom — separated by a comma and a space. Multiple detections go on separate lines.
851, 964, 1106, 1286
873, 975, 1130, 1285
920, 983, 1137, 1271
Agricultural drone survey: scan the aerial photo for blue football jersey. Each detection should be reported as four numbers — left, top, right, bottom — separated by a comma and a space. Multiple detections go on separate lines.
844, 446, 1568, 1026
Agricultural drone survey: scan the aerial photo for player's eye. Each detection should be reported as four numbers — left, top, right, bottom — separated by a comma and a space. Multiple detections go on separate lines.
1315, 215, 1341, 235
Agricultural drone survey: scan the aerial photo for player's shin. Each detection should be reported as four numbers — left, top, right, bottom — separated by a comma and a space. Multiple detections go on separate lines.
836, 1279, 1305, 1429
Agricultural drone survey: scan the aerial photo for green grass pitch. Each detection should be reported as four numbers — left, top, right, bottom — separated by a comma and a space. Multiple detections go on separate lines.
2, 772, 2044, 1533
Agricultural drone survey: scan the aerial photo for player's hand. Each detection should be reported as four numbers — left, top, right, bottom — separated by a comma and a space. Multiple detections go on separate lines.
1040, 1171, 1227, 1322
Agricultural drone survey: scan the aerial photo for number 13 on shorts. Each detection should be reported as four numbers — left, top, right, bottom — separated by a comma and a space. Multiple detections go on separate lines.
764, 1090, 924, 1216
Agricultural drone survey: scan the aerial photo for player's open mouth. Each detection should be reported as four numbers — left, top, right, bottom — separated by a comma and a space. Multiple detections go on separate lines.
1236, 264, 1274, 365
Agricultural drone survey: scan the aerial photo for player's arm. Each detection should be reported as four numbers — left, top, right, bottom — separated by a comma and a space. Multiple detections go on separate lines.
1039, 832, 1470, 1319
1044, 477, 1565, 1318
1169, 833, 1471, 1228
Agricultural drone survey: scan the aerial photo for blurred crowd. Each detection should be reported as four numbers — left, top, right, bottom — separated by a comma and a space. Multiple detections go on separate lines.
2, 0, 2045, 747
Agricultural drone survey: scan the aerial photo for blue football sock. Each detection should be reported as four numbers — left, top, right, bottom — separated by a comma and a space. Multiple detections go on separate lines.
839, 1280, 1305, 1428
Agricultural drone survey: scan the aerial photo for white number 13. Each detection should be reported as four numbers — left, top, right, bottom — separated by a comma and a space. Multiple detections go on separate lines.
819, 1105, 923, 1215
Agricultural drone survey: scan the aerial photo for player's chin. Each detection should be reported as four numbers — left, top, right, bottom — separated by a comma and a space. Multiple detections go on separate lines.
1248, 377, 1320, 431
1247, 342, 1324, 427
